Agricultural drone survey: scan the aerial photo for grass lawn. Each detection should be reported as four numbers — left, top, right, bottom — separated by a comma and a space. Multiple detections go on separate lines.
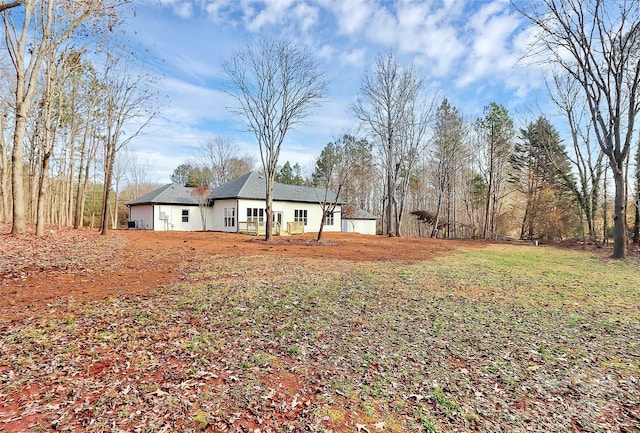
2, 241, 639, 432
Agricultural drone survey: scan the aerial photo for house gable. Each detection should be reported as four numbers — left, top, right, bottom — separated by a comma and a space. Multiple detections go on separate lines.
126, 183, 199, 206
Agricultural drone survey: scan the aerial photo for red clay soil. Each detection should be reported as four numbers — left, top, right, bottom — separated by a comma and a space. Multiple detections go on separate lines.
0, 228, 484, 321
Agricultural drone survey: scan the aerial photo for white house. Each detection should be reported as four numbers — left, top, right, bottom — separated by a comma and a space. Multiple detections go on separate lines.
127, 171, 352, 235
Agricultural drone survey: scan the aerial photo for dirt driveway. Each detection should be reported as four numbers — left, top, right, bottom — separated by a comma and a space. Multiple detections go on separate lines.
1, 228, 484, 321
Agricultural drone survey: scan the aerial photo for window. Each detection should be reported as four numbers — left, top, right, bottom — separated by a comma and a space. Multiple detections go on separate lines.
246, 208, 264, 222
294, 209, 308, 225
181, 209, 189, 222
224, 208, 235, 227
325, 211, 334, 226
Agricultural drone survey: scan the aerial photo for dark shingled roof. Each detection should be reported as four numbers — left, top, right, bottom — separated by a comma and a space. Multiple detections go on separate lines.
127, 172, 345, 207
342, 207, 378, 220
211, 171, 344, 204
126, 183, 199, 206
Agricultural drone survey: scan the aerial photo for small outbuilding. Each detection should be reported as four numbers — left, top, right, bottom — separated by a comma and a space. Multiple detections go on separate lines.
341, 206, 378, 235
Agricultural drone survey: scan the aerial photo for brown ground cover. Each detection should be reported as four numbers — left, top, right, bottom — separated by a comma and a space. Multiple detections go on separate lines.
3, 227, 637, 433
0, 227, 482, 322
0, 227, 490, 433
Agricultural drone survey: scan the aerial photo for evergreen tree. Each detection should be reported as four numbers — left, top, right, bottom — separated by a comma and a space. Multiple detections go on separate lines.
510, 116, 578, 240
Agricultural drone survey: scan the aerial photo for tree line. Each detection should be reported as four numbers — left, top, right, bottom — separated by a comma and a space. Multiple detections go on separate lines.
0, 0, 156, 236
2, 0, 640, 258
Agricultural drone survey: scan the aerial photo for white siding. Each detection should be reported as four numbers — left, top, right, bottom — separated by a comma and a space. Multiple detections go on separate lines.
153, 204, 204, 231
129, 205, 154, 229
131, 200, 345, 233
210, 198, 238, 232
238, 200, 342, 233
342, 219, 377, 235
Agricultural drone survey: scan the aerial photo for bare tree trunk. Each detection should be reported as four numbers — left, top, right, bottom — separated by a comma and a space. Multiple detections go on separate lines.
0, 112, 10, 223
264, 179, 274, 240
634, 144, 640, 245
35, 150, 51, 236
10, 106, 28, 234
316, 211, 326, 242
100, 153, 113, 235
431, 191, 442, 238
603, 167, 609, 246
611, 165, 627, 258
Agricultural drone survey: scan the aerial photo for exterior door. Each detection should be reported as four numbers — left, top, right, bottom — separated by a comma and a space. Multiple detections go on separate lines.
275, 212, 283, 233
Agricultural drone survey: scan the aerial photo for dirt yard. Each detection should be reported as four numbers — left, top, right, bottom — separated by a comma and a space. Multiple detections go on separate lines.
0, 228, 483, 321
2, 227, 639, 433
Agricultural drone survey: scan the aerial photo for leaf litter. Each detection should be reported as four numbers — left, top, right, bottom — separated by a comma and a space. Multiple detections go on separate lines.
1, 228, 639, 432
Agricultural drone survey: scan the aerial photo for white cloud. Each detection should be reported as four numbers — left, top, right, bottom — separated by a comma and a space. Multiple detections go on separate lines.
394, 1, 465, 76
293, 2, 319, 32
241, 0, 296, 31
205, 0, 234, 23
328, 0, 374, 35
341, 48, 367, 67
457, 1, 527, 88
365, 5, 398, 46
173, 1, 193, 18
156, 0, 194, 19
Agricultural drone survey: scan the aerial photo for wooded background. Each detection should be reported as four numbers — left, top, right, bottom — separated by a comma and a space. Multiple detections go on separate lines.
1, 0, 639, 257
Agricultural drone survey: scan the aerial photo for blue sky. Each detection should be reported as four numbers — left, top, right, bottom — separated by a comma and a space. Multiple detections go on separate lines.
126, 0, 549, 183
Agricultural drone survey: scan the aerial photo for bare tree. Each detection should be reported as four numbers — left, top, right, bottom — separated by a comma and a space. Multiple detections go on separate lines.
430, 99, 465, 238
227, 156, 255, 180
223, 38, 326, 241
124, 148, 156, 200
191, 184, 210, 231
475, 102, 514, 239
97, 53, 157, 236
548, 71, 604, 243
353, 53, 430, 236
74, 85, 102, 229
1, 0, 115, 234
312, 134, 359, 242
394, 84, 436, 236
517, 0, 640, 257
0, 1, 24, 13
199, 136, 238, 188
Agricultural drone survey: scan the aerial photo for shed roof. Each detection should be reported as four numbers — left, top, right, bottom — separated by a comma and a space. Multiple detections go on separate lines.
342, 207, 378, 220
126, 183, 199, 206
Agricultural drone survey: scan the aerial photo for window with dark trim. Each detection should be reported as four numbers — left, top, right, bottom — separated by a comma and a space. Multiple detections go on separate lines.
294, 209, 308, 225
325, 211, 334, 226
246, 208, 264, 222
181, 209, 189, 222
224, 208, 236, 227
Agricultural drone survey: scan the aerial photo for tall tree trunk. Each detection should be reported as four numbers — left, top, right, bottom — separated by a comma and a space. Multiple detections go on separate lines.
11, 106, 28, 234
316, 210, 326, 242
611, 166, 627, 258
35, 150, 52, 236
100, 157, 112, 235
386, 163, 393, 236
431, 191, 443, 238
0, 114, 10, 223
264, 174, 274, 241
603, 167, 609, 246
